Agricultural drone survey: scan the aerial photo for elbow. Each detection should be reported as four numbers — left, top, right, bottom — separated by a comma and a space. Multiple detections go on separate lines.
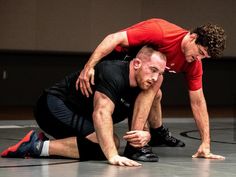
92, 109, 103, 122
105, 33, 116, 42
190, 98, 206, 111
92, 110, 103, 130
92, 108, 110, 125
105, 32, 127, 46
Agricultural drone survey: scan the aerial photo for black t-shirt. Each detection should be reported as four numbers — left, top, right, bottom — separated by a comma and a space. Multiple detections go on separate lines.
45, 60, 140, 123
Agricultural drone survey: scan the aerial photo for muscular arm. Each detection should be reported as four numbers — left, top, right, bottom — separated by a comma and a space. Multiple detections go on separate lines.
93, 91, 117, 160
189, 88, 225, 159
86, 31, 129, 68
93, 91, 141, 166
77, 31, 129, 96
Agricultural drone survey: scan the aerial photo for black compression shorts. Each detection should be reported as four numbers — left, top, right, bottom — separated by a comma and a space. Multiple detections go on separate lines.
34, 93, 95, 138
34, 93, 105, 160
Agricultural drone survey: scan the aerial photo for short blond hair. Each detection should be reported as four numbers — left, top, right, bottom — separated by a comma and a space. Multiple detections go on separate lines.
136, 45, 166, 62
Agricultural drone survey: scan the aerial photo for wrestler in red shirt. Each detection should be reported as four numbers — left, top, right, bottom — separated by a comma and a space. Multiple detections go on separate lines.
116, 18, 202, 90
77, 18, 226, 163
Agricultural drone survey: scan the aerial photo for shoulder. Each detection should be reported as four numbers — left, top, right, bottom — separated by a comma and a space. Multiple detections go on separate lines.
94, 60, 130, 104
142, 18, 180, 28
95, 60, 130, 92
96, 60, 128, 82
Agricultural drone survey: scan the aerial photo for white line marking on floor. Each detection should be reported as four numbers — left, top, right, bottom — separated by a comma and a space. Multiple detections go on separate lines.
0, 125, 38, 129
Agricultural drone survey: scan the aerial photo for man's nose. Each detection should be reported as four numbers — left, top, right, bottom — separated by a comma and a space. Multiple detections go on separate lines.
196, 55, 202, 61
152, 74, 159, 82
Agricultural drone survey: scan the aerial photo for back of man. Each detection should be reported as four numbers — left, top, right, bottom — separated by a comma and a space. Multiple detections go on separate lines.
114, 18, 201, 91
45, 60, 139, 124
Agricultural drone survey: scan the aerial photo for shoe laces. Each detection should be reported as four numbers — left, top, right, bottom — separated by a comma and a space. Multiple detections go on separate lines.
140, 145, 152, 154
161, 127, 177, 143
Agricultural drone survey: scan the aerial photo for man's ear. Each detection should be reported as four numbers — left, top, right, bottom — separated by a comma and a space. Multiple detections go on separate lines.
133, 58, 142, 70
189, 33, 197, 41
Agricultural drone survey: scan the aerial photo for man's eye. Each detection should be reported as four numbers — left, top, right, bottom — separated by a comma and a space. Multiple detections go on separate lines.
151, 67, 158, 72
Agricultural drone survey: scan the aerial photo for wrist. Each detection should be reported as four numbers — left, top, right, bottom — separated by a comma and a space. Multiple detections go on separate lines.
85, 58, 98, 68
85, 63, 94, 69
201, 140, 210, 149
106, 148, 119, 160
108, 154, 119, 161
202, 137, 210, 144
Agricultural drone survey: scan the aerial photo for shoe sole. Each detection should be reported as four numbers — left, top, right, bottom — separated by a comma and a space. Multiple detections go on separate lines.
134, 156, 159, 162
150, 142, 185, 147
1, 130, 35, 157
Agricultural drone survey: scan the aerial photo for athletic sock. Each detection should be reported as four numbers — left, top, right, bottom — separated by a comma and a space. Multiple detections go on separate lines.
40, 140, 49, 157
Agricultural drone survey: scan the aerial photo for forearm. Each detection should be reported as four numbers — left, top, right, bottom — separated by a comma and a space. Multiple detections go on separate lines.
86, 32, 128, 68
190, 91, 210, 145
93, 110, 118, 160
189, 89, 226, 159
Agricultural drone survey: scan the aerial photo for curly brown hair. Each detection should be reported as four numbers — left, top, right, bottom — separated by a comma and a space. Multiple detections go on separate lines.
191, 23, 226, 58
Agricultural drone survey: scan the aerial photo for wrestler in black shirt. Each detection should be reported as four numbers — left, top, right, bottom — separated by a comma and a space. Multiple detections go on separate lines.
45, 60, 140, 126
2, 46, 166, 167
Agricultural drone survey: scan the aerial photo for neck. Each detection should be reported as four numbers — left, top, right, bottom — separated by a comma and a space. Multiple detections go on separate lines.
181, 32, 190, 53
129, 61, 137, 87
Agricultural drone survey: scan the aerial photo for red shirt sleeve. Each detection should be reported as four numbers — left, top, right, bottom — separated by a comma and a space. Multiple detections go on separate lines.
184, 61, 203, 91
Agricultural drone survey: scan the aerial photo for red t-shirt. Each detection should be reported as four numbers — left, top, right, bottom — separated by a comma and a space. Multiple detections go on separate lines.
115, 18, 202, 91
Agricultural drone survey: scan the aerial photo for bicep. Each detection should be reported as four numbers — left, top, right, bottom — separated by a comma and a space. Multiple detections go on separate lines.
93, 91, 115, 114
108, 31, 129, 47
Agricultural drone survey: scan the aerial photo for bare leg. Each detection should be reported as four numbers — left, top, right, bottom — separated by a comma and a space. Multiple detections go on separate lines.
131, 76, 163, 130
49, 137, 79, 158
48, 132, 119, 159
123, 80, 163, 162
148, 89, 185, 147
148, 89, 162, 128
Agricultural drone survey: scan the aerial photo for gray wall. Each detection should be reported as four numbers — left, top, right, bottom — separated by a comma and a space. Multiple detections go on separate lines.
0, 0, 235, 56
0, 0, 235, 107
0, 52, 235, 107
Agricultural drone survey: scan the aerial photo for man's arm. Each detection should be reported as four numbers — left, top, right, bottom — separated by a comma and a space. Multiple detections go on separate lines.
93, 91, 141, 166
189, 88, 225, 159
76, 31, 129, 96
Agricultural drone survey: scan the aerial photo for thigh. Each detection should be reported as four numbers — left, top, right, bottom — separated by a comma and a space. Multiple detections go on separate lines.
34, 93, 95, 139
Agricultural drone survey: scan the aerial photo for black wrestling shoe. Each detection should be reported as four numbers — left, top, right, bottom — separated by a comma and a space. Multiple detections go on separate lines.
123, 143, 159, 162
149, 126, 185, 147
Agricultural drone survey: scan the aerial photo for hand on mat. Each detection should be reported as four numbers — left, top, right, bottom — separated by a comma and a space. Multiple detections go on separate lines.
192, 143, 225, 160
123, 130, 151, 148
76, 66, 95, 97
108, 155, 142, 167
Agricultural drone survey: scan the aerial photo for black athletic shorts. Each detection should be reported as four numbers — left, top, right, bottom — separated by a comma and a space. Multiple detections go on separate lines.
34, 92, 106, 161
